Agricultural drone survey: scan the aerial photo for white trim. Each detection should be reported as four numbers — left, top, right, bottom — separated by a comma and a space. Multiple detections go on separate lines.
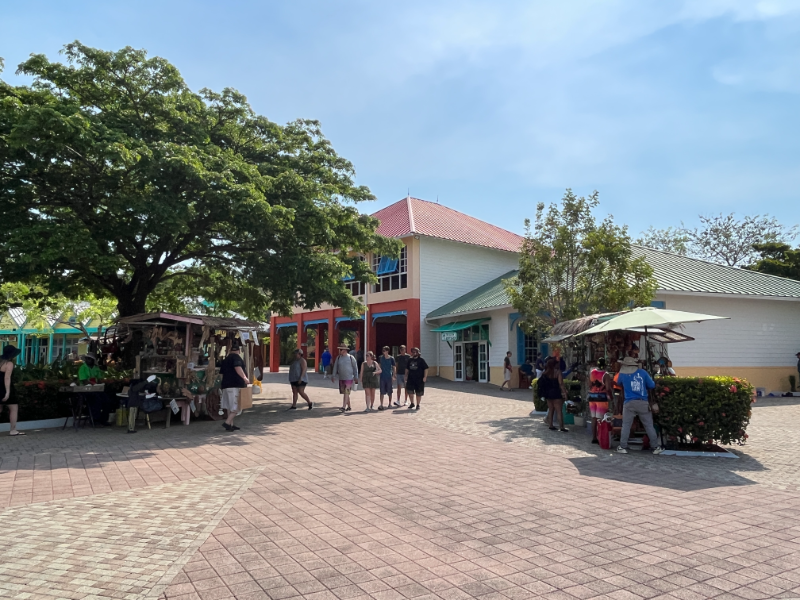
658, 290, 800, 302
0, 417, 73, 432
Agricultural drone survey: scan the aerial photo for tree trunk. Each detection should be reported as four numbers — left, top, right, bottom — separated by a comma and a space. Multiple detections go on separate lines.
116, 292, 149, 317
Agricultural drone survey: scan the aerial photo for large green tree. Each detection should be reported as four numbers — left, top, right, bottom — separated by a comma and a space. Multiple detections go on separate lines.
505, 190, 657, 333
0, 43, 396, 318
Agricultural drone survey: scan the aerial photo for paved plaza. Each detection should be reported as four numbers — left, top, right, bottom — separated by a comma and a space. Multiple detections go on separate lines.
2, 375, 800, 600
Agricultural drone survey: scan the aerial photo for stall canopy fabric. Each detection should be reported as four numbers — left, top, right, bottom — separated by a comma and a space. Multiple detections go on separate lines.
578, 307, 728, 337
116, 312, 264, 330
548, 311, 624, 339
430, 318, 490, 332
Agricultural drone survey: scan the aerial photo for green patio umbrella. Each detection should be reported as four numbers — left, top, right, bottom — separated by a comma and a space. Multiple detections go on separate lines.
578, 306, 728, 337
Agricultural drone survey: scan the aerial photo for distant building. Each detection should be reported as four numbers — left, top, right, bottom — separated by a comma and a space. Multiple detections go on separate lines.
0, 308, 103, 365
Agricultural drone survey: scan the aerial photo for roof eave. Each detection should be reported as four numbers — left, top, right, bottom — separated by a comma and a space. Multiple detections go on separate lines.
426, 304, 513, 322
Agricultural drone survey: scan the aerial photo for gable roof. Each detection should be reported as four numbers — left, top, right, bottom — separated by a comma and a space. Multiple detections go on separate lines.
371, 197, 523, 253
427, 246, 800, 320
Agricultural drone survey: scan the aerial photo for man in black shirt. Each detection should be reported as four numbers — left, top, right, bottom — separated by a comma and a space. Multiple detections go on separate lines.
220, 342, 249, 431
405, 347, 429, 411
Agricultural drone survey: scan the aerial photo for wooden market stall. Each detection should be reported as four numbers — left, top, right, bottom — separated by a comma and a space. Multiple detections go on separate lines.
115, 313, 267, 425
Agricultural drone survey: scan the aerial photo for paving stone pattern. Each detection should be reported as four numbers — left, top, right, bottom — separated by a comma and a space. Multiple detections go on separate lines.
1, 374, 799, 600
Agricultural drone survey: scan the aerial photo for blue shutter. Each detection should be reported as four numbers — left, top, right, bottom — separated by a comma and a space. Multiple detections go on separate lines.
516, 325, 525, 366
376, 256, 399, 275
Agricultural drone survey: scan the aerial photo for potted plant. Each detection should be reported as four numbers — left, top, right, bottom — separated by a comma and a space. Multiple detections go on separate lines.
566, 399, 585, 427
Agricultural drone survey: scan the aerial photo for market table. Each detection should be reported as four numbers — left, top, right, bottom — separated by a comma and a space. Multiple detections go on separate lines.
59, 384, 106, 429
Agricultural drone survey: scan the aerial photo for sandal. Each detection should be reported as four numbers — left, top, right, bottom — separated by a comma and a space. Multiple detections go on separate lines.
9, 431, 26, 436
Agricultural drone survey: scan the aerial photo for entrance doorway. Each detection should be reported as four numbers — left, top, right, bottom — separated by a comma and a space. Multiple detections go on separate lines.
454, 341, 488, 383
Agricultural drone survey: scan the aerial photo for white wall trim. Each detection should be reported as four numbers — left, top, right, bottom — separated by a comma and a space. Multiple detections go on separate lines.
658, 290, 800, 303
425, 304, 513, 323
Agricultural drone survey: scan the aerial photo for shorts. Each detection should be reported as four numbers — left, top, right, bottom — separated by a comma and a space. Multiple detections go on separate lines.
504, 369, 512, 382
338, 380, 353, 394
396, 374, 405, 387
290, 381, 307, 389
406, 380, 425, 396
589, 401, 609, 419
380, 378, 393, 395
221, 388, 240, 413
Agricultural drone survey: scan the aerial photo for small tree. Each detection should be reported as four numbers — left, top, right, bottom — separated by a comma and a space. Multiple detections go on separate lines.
636, 226, 691, 256
506, 190, 657, 334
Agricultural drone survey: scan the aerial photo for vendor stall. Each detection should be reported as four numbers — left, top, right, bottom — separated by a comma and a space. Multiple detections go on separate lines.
113, 313, 266, 428
543, 307, 738, 453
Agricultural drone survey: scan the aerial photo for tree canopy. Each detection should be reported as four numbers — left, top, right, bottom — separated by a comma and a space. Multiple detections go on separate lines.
505, 190, 657, 334
637, 213, 797, 267
749, 243, 800, 281
0, 43, 397, 318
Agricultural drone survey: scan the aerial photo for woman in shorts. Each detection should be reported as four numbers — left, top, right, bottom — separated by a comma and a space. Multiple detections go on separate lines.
359, 351, 381, 411
288, 349, 313, 410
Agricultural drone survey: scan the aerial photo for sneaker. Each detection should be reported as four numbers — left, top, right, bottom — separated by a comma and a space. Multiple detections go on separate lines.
414, 405, 420, 410
378, 406, 385, 411
393, 401, 400, 407
345, 407, 351, 412
617, 446, 628, 454
652, 446, 664, 455
308, 402, 313, 410
288, 406, 297, 410
364, 407, 371, 412
591, 439, 599, 444
408, 404, 415, 410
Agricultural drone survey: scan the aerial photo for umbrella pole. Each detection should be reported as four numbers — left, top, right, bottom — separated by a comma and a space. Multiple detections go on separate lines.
644, 326, 650, 373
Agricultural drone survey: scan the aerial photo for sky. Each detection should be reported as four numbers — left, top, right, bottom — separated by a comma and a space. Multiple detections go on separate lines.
2, 0, 799, 237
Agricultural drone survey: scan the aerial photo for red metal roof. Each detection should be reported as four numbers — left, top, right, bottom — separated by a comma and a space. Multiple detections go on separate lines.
371, 197, 523, 253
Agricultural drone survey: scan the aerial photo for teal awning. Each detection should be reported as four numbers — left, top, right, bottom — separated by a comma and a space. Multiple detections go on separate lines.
429, 318, 489, 332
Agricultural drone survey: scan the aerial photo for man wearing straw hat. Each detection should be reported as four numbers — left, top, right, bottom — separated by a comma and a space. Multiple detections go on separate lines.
615, 356, 663, 455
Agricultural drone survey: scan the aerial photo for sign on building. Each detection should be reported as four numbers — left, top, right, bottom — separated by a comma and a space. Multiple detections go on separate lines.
440, 332, 458, 342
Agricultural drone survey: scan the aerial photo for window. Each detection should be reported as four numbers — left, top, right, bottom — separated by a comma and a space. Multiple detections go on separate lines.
343, 255, 367, 297
523, 331, 538, 364
372, 246, 407, 292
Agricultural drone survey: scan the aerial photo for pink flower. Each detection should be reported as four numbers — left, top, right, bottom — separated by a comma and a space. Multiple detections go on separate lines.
698, 421, 704, 426
730, 385, 737, 393
663, 387, 670, 392
677, 427, 683, 433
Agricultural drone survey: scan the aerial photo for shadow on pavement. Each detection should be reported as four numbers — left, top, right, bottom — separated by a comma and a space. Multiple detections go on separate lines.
567, 456, 757, 491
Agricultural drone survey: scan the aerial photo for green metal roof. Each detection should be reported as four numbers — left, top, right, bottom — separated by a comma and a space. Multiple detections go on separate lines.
426, 247, 800, 320
427, 271, 518, 319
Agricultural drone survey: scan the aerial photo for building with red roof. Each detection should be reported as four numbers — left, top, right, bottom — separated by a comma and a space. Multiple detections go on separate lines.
269, 196, 523, 383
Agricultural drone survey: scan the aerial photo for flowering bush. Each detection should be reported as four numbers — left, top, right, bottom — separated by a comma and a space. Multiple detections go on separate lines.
654, 376, 754, 445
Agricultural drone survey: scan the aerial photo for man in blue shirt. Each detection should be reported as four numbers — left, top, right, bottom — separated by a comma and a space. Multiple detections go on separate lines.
321, 346, 332, 380
615, 356, 663, 455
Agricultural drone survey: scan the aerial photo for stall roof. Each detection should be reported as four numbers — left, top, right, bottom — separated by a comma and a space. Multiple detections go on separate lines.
548, 312, 624, 338
116, 312, 264, 330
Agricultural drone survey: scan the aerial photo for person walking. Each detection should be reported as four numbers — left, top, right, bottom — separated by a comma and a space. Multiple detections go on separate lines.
394, 345, 410, 406
616, 356, 663, 454
0, 345, 23, 436
405, 347, 429, 410
500, 351, 513, 391
378, 346, 396, 409
220, 342, 249, 432
288, 349, 313, 410
360, 351, 381, 411
539, 357, 568, 431
333, 345, 359, 412
321, 346, 332, 380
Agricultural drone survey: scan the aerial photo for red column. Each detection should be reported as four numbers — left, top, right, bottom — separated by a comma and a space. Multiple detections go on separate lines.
406, 298, 421, 350
269, 317, 281, 372
297, 314, 307, 353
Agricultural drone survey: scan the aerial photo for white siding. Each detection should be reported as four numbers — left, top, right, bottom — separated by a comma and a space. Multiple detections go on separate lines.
419, 237, 519, 361
657, 293, 800, 368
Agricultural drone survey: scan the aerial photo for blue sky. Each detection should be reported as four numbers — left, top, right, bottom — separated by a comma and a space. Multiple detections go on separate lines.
2, 0, 799, 236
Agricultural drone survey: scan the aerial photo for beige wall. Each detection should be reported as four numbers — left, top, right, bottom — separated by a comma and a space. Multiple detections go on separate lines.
282, 236, 420, 316
439, 366, 455, 381
675, 366, 797, 392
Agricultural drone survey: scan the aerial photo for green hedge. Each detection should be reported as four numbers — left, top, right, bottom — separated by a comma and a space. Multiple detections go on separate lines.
2, 379, 129, 423
654, 376, 754, 445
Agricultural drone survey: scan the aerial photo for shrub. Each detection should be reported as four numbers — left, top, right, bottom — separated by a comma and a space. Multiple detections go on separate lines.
654, 376, 754, 445
531, 380, 548, 411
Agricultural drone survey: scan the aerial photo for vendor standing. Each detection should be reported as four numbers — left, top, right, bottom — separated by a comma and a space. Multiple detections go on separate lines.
78, 352, 113, 426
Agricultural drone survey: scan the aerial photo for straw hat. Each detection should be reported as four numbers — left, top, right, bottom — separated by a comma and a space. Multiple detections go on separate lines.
619, 356, 641, 374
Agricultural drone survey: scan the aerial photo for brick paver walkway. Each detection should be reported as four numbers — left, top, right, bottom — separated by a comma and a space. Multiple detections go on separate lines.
2, 374, 800, 600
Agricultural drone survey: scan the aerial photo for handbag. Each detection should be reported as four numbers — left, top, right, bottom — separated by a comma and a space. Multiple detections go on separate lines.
141, 395, 163, 413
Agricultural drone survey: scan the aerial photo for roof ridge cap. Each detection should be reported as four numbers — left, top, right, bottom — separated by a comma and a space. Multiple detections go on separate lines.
406, 195, 416, 233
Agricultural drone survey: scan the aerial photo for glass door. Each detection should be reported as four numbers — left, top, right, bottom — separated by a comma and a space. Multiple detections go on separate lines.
454, 343, 464, 381
478, 342, 488, 383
